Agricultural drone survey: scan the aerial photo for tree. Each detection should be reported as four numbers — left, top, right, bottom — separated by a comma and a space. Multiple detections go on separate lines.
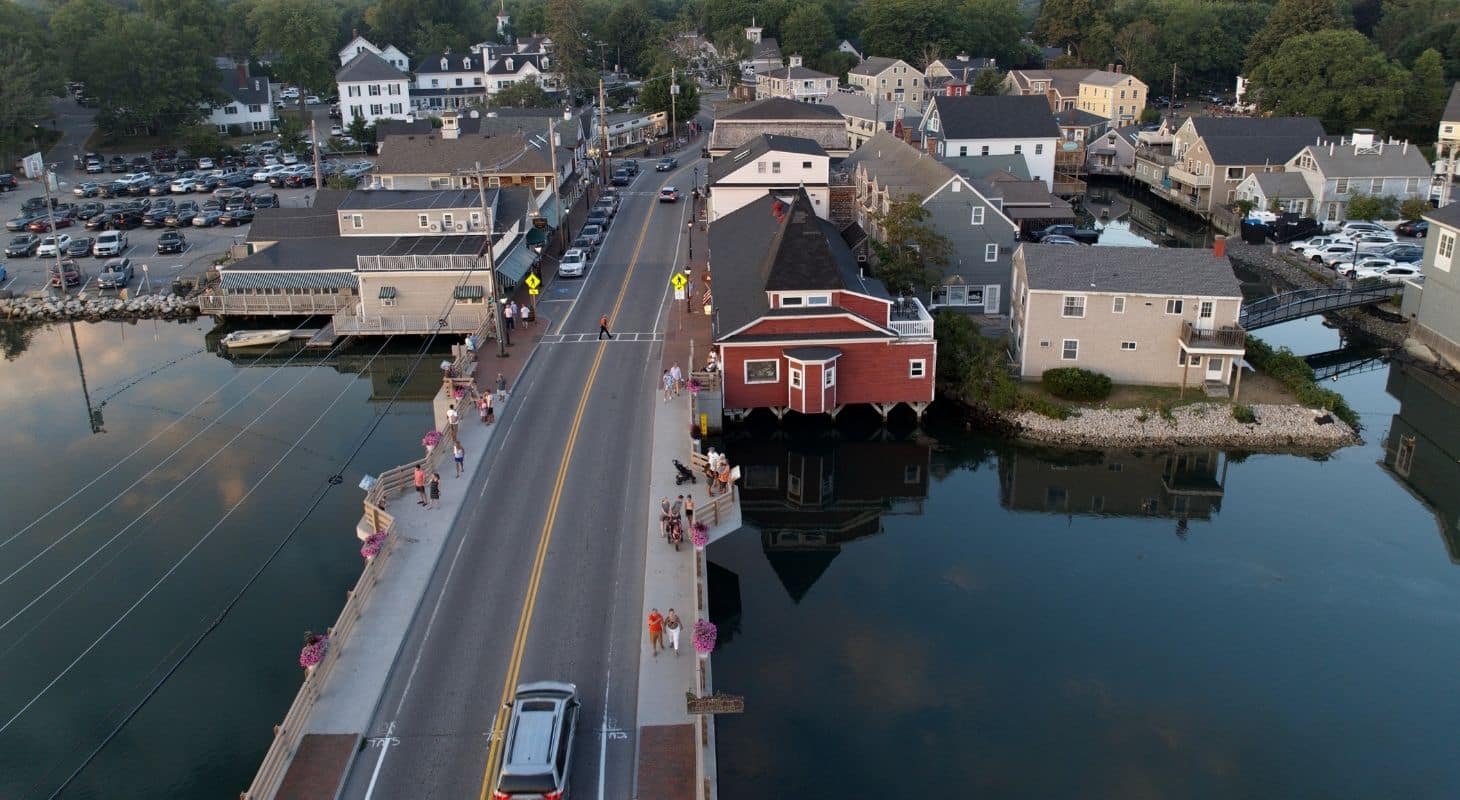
1033, 0, 1097, 56
933, 310, 1019, 410
178, 125, 225, 158
0, 45, 54, 169
1139, 106, 1161, 124
1401, 196, 1432, 220
604, 1, 654, 75
869, 194, 950, 294
860, 0, 957, 65
1346, 193, 1396, 220
276, 115, 308, 155
1248, 29, 1410, 133
958, 0, 1029, 67
638, 61, 700, 129
1244, 0, 1347, 72
1400, 48, 1449, 142
545, 0, 593, 95
810, 50, 859, 80
85, 13, 218, 137
347, 117, 377, 144
252, 0, 341, 111
780, 4, 836, 63
489, 77, 556, 107
971, 68, 1005, 95
366, 0, 480, 54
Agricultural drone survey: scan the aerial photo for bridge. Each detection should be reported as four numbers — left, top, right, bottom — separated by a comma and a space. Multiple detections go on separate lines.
1239, 283, 1397, 330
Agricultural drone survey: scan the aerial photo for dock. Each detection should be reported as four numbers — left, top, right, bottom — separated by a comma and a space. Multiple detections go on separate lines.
303, 323, 342, 349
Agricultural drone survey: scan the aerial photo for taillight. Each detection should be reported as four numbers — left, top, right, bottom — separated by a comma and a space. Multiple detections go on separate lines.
543, 792, 562, 800
492, 792, 510, 800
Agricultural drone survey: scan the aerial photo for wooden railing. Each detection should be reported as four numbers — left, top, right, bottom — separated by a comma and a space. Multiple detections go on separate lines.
688, 450, 738, 528
199, 293, 354, 316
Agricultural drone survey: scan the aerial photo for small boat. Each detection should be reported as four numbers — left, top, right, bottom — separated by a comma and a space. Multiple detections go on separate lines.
222, 329, 293, 349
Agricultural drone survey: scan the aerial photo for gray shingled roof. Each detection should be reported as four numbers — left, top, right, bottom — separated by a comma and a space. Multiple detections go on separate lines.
841, 131, 954, 196
821, 92, 896, 122
375, 132, 552, 175
1189, 116, 1326, 166
1445, 84, 1460, 123
751, 38, 782, 61
1423, 201, 1460, 229
929, 95, 1060, 140
1304, 138, 1432, 179
1053, 108, 1107, 129
848, 56, 901, 76
486, 52, 548, 75
218, 65, 270, 107
247, 190, 348, 241
337, 189, 488, 210
336, 50, 407, 83
710, 134, 827, 183
1020, 243, 1241, 297
415, 52, 479, 74
940, 154, 1031, 181
719, 97, 845, 122
1250, 172, 1311, 198
760, 65, 834, 80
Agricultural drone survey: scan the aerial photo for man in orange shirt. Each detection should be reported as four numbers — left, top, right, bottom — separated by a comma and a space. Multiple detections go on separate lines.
647, 608, 664, 657
413, 465, 427, 506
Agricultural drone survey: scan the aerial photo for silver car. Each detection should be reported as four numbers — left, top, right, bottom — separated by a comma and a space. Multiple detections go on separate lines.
494, 681, 579, 800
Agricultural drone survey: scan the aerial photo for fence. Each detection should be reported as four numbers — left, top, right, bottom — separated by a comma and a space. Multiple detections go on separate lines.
333, 311, 490, 336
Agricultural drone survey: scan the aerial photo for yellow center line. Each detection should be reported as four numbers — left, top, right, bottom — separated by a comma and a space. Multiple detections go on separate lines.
478, 194, 662, 800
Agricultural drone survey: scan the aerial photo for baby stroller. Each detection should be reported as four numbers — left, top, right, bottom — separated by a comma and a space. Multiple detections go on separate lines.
673, 459, 697, 485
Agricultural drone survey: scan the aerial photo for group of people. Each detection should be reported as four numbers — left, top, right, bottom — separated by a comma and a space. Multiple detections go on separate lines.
646, 607, 683, 657
658, 493, 696, 548
703, 448, 734, 497
413, 464, 442, 508
502, 300, 532, 330
660, 362, 685, 401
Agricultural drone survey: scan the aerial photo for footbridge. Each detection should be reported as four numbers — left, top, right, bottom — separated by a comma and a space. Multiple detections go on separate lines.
1239, 283, 1397, 330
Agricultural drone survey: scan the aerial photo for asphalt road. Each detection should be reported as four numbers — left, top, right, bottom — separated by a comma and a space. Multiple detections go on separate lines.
338, 155, 699, 800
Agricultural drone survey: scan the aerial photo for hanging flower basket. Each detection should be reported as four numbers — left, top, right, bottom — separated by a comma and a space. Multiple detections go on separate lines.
691, 522, 709, 549
361, 530, 387, 560
422, 430, 443, 449
692, 618, 717, 657
299, 631, 329, 670
453, 387, 466, 400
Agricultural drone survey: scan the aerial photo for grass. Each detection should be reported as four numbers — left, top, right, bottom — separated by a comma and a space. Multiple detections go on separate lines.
1017, 382, 1208, 412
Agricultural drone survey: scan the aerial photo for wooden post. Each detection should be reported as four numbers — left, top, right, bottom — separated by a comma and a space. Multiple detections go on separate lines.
1232, 359, 1244, 403
1179, 358, 1188, 398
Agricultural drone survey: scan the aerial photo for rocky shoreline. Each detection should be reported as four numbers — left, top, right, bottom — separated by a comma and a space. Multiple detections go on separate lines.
0, 293, 200, 322
1011, 403, 1360, 450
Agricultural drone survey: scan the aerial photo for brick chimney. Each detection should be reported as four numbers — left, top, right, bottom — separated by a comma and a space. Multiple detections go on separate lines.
236, 62, 248, 85
1213, 235, 1226, 259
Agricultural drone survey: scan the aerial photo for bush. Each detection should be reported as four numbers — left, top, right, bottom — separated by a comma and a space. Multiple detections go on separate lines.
1041, 367, 1113, 401
1023, 395, 1075, 419
1232, 404, 1257, 424
226, 124, 243, 138
1245, 336, 1360, 429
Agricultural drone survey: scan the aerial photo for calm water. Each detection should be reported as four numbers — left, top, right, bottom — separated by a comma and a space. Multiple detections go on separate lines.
711, 317, 1460, 799
0, 320, 435, 798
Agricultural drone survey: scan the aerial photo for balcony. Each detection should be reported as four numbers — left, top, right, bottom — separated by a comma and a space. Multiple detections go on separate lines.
888, 296, 934, 340
1053, 176, 1087, 197
1180, 320, 1247, 352
1134, 146, 1177, 167
332, 308, 490, 335
1168, 163, 1212, 187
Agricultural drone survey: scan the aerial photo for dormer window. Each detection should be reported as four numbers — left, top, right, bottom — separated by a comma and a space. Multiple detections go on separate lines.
464, 57, 471, 69
506, 58, 514, 71
441, 58, 448, 70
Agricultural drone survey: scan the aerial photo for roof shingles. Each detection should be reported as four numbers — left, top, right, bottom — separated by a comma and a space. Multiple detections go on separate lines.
1020, 244, 1241, 297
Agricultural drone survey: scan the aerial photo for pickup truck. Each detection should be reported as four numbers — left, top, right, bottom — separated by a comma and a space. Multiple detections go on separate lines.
1032, 224, 1100, 245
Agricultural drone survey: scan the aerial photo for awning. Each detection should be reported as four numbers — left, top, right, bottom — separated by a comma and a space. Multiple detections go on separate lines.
525, 225, 552, 247
453, 284, 485, 300
495, 244, 535, 283
539, 193, 563, 225
378, 286, 397, 299
218, 270, 358, 290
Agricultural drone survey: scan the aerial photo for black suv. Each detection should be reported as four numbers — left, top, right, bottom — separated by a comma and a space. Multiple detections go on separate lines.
0, 173, 17, 191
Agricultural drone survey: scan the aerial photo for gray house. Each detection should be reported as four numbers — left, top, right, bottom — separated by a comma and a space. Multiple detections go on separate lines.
842, 131, 1019, 315
1402, 202, 1460, 368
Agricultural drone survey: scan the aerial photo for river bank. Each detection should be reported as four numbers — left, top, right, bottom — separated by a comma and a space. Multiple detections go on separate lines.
1010, 402, 1360, 449
0, 292, 200, 321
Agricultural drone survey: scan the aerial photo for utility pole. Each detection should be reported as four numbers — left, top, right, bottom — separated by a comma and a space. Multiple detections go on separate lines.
473, 160, 508, 356
1170, 64, 1178, 111
310, 118, 323, 190
670, 66, 679, 150
598, 78, 610, 187
547, 119, 567, 252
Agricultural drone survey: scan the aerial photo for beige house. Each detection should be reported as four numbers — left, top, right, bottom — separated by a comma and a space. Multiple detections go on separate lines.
1011, 243, 1248, 397
846, 57, 925, 111
755, 55, 836, 103
1005, 68, 1148, 125
1154, 116, 1325, 216
373, 110, 558, 191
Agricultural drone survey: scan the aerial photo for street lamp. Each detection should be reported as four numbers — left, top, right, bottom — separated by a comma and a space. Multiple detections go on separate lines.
687, 218, 694, 261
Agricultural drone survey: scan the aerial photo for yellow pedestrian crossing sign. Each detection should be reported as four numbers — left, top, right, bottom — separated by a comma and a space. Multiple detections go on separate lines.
671, 273, 688, 290
524, 273, 541, 290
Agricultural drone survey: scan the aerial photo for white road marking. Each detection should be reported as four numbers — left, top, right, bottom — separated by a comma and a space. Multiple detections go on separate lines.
363, 721, 397, 799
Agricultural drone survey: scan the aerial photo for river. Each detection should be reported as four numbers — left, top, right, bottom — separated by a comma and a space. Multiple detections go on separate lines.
0, 319, 436, 798
710, 316, 1460, 799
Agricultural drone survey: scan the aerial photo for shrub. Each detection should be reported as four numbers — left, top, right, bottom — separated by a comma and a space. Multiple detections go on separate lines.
1245, 336, 1360, 429
1023, 395, 1074, 419
1232, 404, 1257, 424
226, 124, 243, 138
1041, 367, 1113, 402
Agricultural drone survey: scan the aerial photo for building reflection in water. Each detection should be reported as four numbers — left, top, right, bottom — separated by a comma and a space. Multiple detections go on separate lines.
1382, 362, 1460, 561
999, 447, 1228, 522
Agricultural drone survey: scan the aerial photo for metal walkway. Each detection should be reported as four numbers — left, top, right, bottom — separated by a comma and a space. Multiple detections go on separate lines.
1239, 284, 1396, 330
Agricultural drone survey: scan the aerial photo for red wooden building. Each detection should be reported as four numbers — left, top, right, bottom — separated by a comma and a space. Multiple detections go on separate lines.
709, 189, 937, 421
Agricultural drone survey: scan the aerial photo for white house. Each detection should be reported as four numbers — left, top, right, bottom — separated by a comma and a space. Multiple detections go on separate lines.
413, 51, 486, 111
921, 94, 1061, 191
484, 49, 558, 98
708, 134, 830, 221
337, 51, 412, 128
206, 63, 275, 134
1285, 130, 1434, 225
337, 34, 409, 72
755, 55, 836, 103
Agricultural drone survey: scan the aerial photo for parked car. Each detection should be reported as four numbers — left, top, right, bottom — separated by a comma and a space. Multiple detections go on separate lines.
5, 212, 41, 232
1348, 232, 1400, 253
73, 182, 103, 197
83, 210, 114, 231
585, 210, 610, 229
571, 234, 597, 256
212, 187, 248, 201
558, 248, 588, 278
1040, 234, 1083, 245
85, 157, 104, 174
20, 197, 49, 213
1033, 224, 1101, 244
250, 192, 279, 209
1300, 242, 1355, 262
143, 206, 176, 227
283, 171, 316, 188
108, 156, 127, 173
1379, 243, 1424, 263
281, 152, 301, 166
96, 257, 134, 289
251, 164, 287, 183
192, 209, 223, 227
27, 215, 74, 233
656, 156, 678, 171
156, 230, 187, 254
492, 681, 579, 800
49, 259, 83, 287
5, 233, 39, 257
197, 156, 215, 170
1353, 265, 1422, 284
622, 159, 640, 176
36, 234, 72, 257
595, 194, 619, 215
611, 169, 632, 186
1291, 234, 1342, 252
76, 202, 106, 220
93, 230, 128, 256
579, 223, 605, 246
658, 186, 679, 203
148, 178, 174, 196
64, 236, 95, 258
164, 203, 199, 227
1396, 219, 1429, 238
108, 209, 144, 229
219, 208, 254, 226
1339, 256, 1395, 276
1319, 246, 1361, 267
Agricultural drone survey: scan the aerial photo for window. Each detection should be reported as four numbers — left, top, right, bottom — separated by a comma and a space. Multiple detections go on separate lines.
534, 176, 547, 189
488, 176, 501, 187
1406, 177, 1420, 193
780, 296, 803, 306
790, 368, 802, 389
370, 104, 383, 115
1120, 341, 1137, 350
248, 104, 262, 113
431, 78, 440, 87
224, 106, 237, 115
771, 162, 781, 174
418, 214, 430, 228
806, 294, 831, 305
802, 161, 812, 168
1438, 232, 1456, 272
368, 84, 381, 96
350, 104, 363, 119
1227, 167, 1244, 180
1035, 143, 1043, 155
1178, 351, 1202, 366
824, 366, 835, 387
908, 358, 926, 378
1335, 177, 1349, 194
1061, 339, 1079, 360
757, 161, 766, 174
1014, 144, 1023, 154
980, 145, 989, 156
1165, 299, 1184, 315
1112, 296, 1125, 313
351, 215, 363, 229
1370, 178, 1383, 194
1062, 295, 1086, 318
959, 145, 968, 157
971, 206, 984, 225
348, 86, 361, 97
745, 359, 779, 383
985, 243, 998, 261
441, 213, 454, 228
389, 103, 402, 114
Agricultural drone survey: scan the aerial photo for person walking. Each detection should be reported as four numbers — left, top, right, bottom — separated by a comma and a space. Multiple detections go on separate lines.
647, 609, 665, 656
661, 369, 674, 402
478, 394, 489, 424
446, 404, 460, 439
663, 609, 682, 656
503, 301, 516, 331
519, 304, 532, 327
495, 372, 507, 404
428, 471, 441, 509
598, 313, 613, 340
684, 494, 695, 527
484, 390, 496, 424
658, 496, 673, 537
414, 465, 427, 506
672, 495, 684, 528
670, 362, 684, 396
452, 442, 465, 477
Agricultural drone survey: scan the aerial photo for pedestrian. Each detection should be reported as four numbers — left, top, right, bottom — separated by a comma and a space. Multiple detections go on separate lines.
453, 442, 465, 477
598, 313, 613, 340
446, 404, 460, 438
464, 333, 476, 355
519, 304, 533, 327
496, 372, 507, 404
659, 496, 672, 535
661, 369, 673, 401
647, 609, 664, 656
670, 362, 683, 396
672, 494, 684, 527
717, 462, 731, 496
503, 301, 515, 331
508, 301, 520, 330
664, 609, 681, 656
428, 471, 441, 508
484, 391, 496, 424
414, 464, 427, 506
684, 494, 695, 526
478, 395, 489, 424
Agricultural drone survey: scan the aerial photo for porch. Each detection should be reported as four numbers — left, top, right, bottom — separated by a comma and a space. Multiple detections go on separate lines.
1178, 321, 1248, 401
888, 296, 934, 339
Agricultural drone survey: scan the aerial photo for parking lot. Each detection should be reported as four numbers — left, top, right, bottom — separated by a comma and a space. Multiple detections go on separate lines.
0, 170, 329, 297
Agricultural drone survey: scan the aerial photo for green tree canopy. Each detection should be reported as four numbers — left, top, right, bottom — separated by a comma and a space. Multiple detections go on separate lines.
85, 13, 219, 137
1244, 0, 1347, 72
860, 0, 957, 65
779, 4, 836, 62
365, 0, 481, 54
546, 0, 593, 95
1248, 29, 1410, 133
489, 77, 557, 107
0, 44, 54, 169
1399, 47, 1450, 141
1033, 0, 1097, 57
971, 68, 1005, 95
250, 0, 341, 104
638, 60, 700, 128
958, 0, 1029, 67
869, 194, 950, 294
604, 1, 655, 74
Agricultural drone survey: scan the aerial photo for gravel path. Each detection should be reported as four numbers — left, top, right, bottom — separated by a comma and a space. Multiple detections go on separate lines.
1012, 403, 1359, 450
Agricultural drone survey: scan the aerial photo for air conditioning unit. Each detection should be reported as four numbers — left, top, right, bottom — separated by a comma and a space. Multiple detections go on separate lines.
381, 297, 396, 307
429, 222, 441, 232
454, 222, 466, 231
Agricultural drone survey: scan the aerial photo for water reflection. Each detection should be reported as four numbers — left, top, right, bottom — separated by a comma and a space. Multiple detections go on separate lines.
1383, 362, 1460, 559
1084, 179, 1214, 249
999, 447, 1226, 522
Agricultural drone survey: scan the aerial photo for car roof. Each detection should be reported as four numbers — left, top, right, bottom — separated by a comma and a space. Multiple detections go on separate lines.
564, 248, 585, 258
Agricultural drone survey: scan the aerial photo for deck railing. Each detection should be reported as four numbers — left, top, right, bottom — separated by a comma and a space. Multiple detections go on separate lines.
332, 311, 490, 335
888, 296, 934, 340
1180, 320, 1247, 351
199, 293, 353, 316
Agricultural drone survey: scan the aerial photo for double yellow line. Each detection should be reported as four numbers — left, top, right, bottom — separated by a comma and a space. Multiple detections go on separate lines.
478, 193, 663, 800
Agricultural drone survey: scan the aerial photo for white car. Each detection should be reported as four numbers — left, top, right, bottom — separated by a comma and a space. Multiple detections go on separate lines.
558, 248, 588, 278
305, 95, 321, 105
280, 87, 300, 100
1337, 256, 1394, 276
37, 234, 72, 257
329, 124, 344, 137
1301, 242, 1355, 262
252, 165, 288, 182
281, 152, 301, 166
1337, 220, 1388, 235
1353, 265, 1422, 283
170, 175, 201, 193
1319, 246, 1361, 267
1290, 235, 1341, 252
1348, 234, 1399, 253
93, 230, 127, 257
197, 157, 215, 170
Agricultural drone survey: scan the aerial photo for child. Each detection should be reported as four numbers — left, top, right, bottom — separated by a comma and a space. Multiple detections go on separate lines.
478, 395, 489, 424
428, 472, 441, 508
453, 443, 465, 477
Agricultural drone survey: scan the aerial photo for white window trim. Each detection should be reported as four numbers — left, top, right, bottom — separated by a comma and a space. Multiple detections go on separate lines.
418, 214, 430, 229
1062, 294, 1086, 318
744, 359, 780, 384
908, 358, 927, 378
1165, 298, 1185, 315
985, 243, 998, 262
1112, 296, 1125, 314
1061, 339, 1079, 360
971, 206, 983, 225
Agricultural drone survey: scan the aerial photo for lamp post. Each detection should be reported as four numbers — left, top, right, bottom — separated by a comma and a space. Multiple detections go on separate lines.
687, 218, 693, 261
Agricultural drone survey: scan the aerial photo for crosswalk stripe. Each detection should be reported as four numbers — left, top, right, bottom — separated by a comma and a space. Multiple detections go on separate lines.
541, 331, 664, 344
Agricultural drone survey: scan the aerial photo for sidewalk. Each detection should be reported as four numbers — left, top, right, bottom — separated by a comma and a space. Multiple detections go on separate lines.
271, 319, 548, 800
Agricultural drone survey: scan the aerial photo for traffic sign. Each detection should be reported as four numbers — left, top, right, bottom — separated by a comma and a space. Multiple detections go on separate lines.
528, 288, 540, 296
524, 273, 541, 289
670, 273, 688, 290
674, 288, 686, 300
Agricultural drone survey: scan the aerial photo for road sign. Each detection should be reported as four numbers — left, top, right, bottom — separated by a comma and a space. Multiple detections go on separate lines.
528, 287, 540, 296
670, 273, 688, 290
524, 273, 541, 289
674, 288, 686, 300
